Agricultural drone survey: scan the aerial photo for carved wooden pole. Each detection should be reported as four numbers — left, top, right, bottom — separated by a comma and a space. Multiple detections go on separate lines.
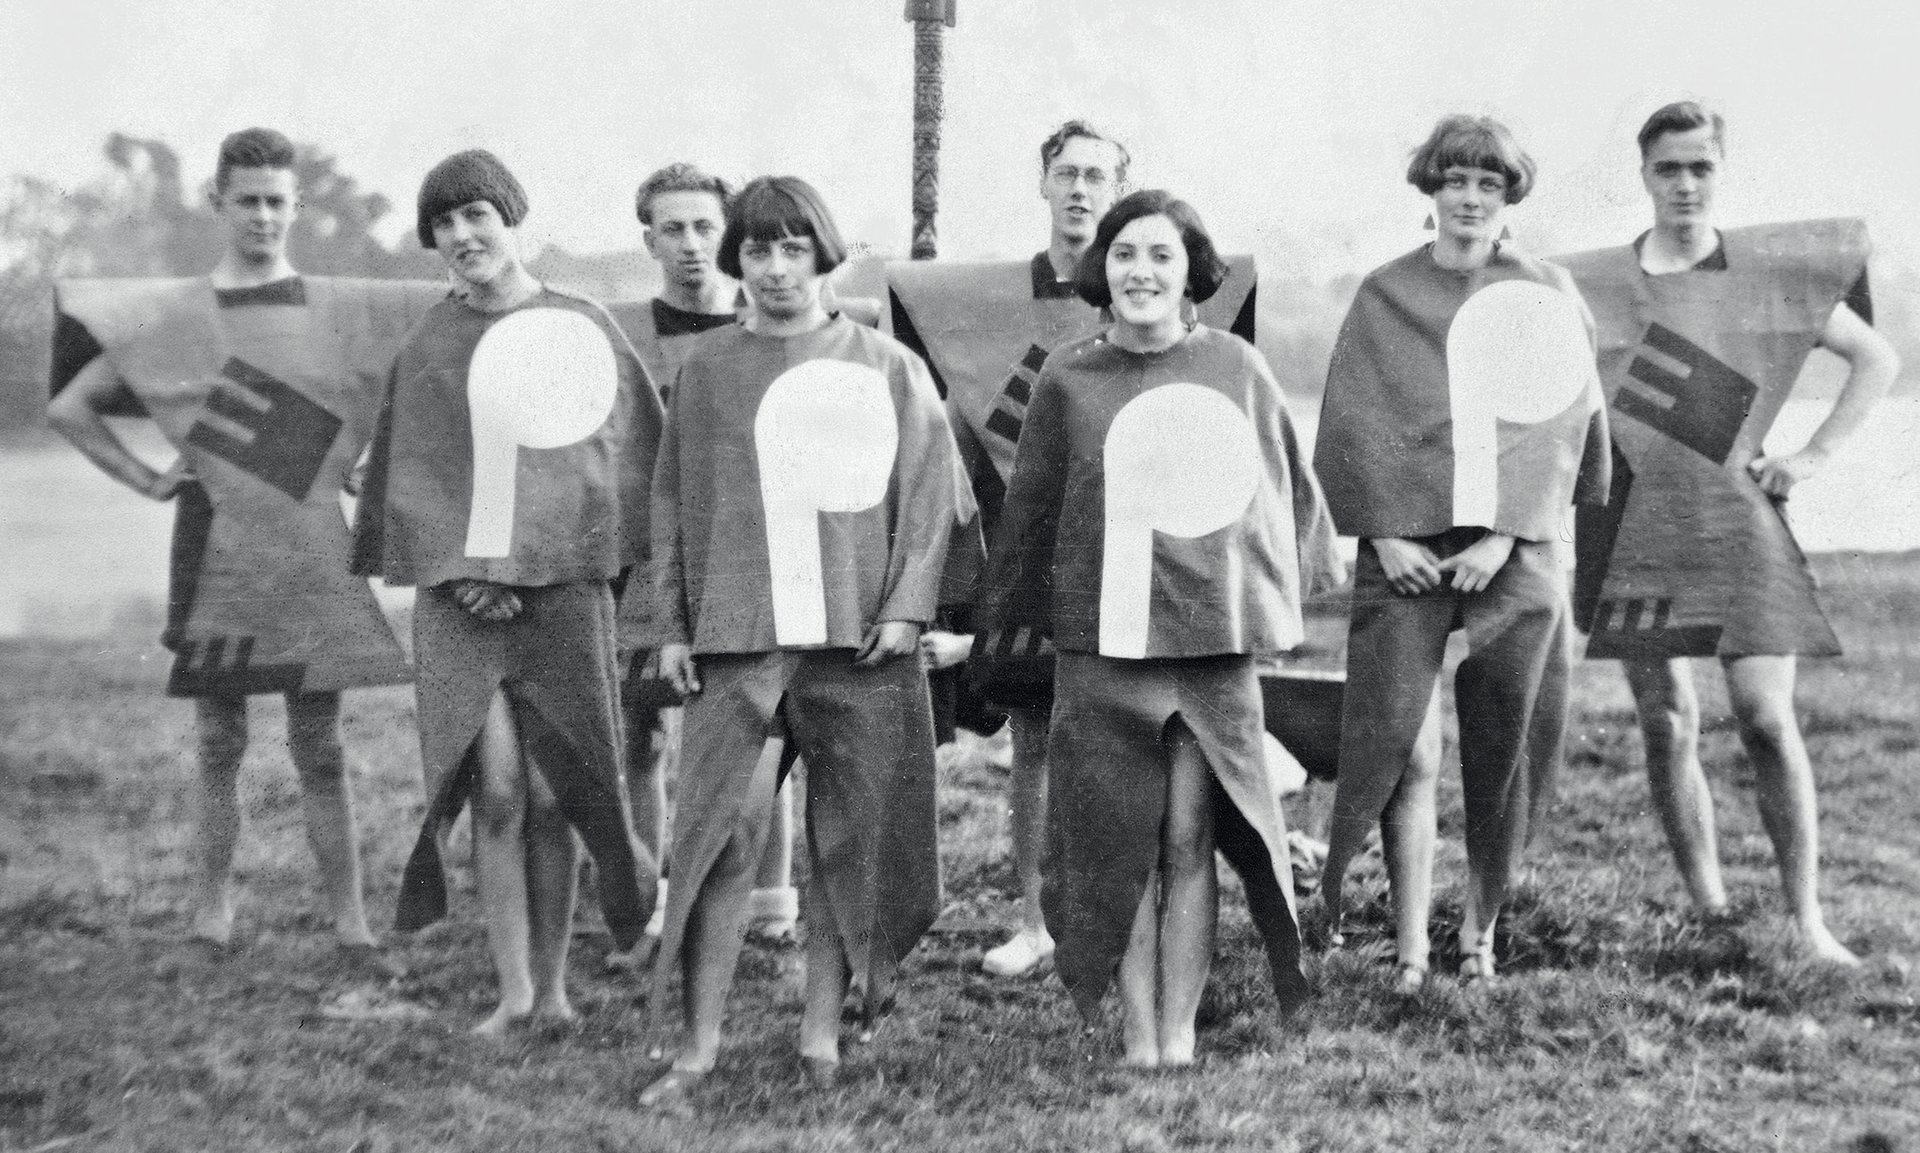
904, 0, 956, 260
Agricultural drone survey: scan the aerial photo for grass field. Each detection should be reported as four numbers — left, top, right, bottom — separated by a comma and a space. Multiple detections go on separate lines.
2, 555, 1917, 1152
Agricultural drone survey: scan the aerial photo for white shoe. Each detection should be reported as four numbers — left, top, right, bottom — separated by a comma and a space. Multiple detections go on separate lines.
982, 928, 1055, 978
644, 878, 669, 939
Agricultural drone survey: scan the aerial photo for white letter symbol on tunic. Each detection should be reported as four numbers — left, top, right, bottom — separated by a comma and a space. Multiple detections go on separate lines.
1446, 280, 1596, 529
463, 308, 620, 557
1100, 383, 1261, 659
754, 359, 899, 646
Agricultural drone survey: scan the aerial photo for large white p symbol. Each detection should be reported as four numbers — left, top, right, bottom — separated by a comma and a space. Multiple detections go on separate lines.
462, 308, 620, 558
754, 360, 899, 645
1447, 280, 1595, 528
1100, 384, 1261, 658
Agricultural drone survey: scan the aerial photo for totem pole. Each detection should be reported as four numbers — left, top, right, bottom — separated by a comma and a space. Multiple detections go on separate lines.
905, 0, 957, 260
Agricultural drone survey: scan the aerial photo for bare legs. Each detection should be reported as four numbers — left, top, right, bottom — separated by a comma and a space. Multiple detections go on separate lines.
1319, 683, 1443, 962
752, 779, 799, 937
189, 698, 246, 944
626, 705, 674, 877
188, 691, 373, 948
472, 690, 582, 1036
984, 706, 1054, 976
1627, 655, 1858, 965
796, 836, 849, 1067
1118, 720, 1217, 1068
1624, 659, 1725, 910
668, 737, 787, 1073
1378, 685, 1445, 982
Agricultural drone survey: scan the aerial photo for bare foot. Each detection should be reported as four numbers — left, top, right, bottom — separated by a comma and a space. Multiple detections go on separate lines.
1458, 951, 1497, 983
638, 1066, 705, 1115
333, 921, 379, 950
1160, 1026, 1197, 1067
533, 998, 580, 1024
1799, 923, 1863, 968
798, 1055, 840, 1088
473, 1005, 531, 1037
190, 904, 234, 948
1119, 1050, 1160, 1069
605, 938, 657, 973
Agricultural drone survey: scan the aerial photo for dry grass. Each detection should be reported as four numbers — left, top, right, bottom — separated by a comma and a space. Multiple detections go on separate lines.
2, 556, 1917, 1152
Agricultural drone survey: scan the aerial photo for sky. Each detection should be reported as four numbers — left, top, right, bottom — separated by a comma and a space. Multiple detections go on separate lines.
5, 0, 1919, 285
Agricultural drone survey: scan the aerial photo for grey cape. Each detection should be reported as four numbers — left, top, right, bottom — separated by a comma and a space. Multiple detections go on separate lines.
981, 324, 1342, 1016
352, 288, 664, 948
640, 315, 975, 1025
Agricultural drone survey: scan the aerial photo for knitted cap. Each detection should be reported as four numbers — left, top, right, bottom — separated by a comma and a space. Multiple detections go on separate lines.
416, 149, 529, 249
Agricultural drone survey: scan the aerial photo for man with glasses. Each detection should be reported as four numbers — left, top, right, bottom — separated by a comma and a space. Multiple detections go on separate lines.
890, 121, 1130, 979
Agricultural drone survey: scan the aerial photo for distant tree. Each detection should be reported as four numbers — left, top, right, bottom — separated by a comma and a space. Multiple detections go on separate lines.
284, 147, 439, 279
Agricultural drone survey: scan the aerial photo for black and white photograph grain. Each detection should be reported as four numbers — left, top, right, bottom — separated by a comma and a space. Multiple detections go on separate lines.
1, 2, 1915, 1150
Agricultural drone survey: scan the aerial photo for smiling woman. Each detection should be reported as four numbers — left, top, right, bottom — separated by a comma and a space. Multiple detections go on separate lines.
982, 187, 1341, 1067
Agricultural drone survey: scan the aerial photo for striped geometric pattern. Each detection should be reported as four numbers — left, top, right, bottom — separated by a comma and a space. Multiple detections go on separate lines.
167, 635, 306, 696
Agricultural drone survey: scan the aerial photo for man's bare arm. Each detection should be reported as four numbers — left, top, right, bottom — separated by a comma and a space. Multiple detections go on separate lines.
46, 356, 187, 501
1748, 302, 1901, 497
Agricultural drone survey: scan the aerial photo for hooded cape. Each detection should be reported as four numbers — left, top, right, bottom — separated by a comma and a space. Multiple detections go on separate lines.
1314, 244, 1611, 543
49, 276, 443, 695
1559, 220, 1870, 658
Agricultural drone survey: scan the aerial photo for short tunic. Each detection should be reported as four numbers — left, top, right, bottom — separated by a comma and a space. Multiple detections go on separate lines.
50, 275, 443, 696
1559, 220, 1874, 658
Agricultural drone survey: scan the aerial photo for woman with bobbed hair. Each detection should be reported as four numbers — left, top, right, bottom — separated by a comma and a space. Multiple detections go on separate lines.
1312, 115, 1609, 989
982, 189, 1341, 1065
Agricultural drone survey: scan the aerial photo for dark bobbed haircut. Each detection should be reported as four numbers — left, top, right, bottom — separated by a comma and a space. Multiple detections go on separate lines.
1039, 118, 1132, 184
1406, 114, 1536, 204
215, 127, 296, 192
1636, 101, 1726, 158
414, 149, 529, 249
1073, 189, 1230, 308
635, 162, 734, 225
716, 176, 847, 279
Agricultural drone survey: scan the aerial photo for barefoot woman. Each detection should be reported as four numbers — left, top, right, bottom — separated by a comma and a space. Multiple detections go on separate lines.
354, 150, 662, 1032
985, 190, 1340, 1065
